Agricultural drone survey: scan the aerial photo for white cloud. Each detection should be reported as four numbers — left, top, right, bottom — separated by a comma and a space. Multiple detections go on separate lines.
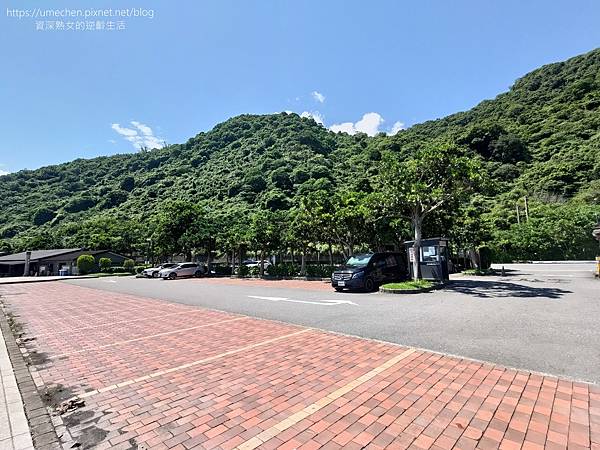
330, 113, 405, 136
111, 121, 165, 150
0, 169, 9, 176
330, 112, 384, 136
130, 121, 153, 136
389, 121, 405, 136
300, 111, 324, 125
311, 91, 325, 103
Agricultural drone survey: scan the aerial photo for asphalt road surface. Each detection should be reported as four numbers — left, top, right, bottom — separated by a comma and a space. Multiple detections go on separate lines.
66, 262, 600, 384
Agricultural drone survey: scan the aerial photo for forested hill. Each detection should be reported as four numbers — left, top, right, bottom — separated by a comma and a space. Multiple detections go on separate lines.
1, 48, 599, 260
394, 48, 600, 198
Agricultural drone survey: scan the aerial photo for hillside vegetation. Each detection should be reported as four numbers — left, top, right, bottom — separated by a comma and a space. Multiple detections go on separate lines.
1, 48, 599, 262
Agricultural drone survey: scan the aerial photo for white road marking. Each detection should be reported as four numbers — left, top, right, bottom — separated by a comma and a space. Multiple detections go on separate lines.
247, 295, 357, 306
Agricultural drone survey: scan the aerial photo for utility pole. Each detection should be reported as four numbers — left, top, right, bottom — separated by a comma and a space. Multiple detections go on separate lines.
516, 204, 521, 225
23, 251, 31, 277
524, 196, 529, 221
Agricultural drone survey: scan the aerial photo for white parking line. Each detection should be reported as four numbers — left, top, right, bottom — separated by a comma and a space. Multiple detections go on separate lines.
247, 295, 358, 306
71, 328, 311, 401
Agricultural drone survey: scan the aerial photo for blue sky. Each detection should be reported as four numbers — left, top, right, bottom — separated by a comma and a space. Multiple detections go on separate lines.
1, 0, 599, 173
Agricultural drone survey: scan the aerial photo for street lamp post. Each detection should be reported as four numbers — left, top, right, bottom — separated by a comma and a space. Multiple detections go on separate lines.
146, 238, 153, 266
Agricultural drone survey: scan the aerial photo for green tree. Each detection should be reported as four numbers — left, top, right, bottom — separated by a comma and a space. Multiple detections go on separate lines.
123, 258, 135, 273
378, 144, 481, 279
153, 201, 208, 259
98, 257, 112, 272
32, 208, 55, 226
248, 210, 281, 276
77, 254, 95, 274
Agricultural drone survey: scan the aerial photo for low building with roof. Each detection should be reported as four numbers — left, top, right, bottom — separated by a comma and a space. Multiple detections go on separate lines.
0, 249, 127, 277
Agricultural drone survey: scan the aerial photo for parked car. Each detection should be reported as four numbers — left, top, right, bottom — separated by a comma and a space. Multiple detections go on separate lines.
331, 252, 408, 292
244, 260, 272, 269
159, 262, 206, 280
142, 263, 178, 278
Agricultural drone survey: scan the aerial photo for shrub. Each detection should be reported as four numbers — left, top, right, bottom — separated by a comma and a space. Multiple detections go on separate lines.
306, 265, 334, 278
123, 259, 135, 273
120, 176, 135, 192
64, 196, 96, 213
134, 265, 149, 274
32, 208, 55, 226
268, 263, 299, 277
214, 265, 232, 275
237, 264, 249, 277
77, 254, 95, 275
98, 257, 112, 273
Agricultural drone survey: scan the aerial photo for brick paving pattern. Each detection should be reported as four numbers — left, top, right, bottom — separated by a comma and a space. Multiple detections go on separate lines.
0, 282, 598, 450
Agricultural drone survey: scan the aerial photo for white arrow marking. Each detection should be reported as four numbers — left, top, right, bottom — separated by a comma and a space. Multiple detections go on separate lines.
102, 279, 117, 283
247, 296, 357, 306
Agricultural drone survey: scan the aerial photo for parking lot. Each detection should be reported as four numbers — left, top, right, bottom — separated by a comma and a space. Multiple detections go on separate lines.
63, 262, 600, 384
1, 276, 599, 449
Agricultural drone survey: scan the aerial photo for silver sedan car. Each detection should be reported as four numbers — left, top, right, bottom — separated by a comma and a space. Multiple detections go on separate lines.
159, 263, 205, 280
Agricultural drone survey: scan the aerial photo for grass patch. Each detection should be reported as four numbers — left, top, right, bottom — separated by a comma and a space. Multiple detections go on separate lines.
382, 279, 434, 290
462, 268, 496, 276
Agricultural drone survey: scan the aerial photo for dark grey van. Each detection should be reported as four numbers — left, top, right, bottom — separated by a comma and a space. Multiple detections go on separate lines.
331, 252, 408, 292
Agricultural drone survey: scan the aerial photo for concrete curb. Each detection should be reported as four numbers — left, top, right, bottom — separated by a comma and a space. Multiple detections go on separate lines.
228, 276, 330, 282
0, 301, 62, 449
0, 276, 94, 286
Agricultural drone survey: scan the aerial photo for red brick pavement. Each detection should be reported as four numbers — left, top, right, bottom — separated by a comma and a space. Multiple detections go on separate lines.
0, 282, 598, 450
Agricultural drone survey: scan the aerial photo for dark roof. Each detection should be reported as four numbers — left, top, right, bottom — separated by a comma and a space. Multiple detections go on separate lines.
0, 248, 122, 263
404, 237, 449, 245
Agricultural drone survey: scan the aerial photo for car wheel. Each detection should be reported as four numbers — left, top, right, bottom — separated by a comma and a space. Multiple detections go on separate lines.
168, 273, 177, 280
194, 271, 203, 278
364, 277, 375, 292
152, 271, 159, 278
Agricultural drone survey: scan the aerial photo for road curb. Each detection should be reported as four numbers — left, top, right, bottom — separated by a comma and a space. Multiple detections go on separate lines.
0, 276, 94, 285
0, 300, 62, 449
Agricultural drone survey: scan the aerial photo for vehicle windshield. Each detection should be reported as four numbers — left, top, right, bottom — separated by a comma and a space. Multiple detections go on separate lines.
344, 254, 373, 268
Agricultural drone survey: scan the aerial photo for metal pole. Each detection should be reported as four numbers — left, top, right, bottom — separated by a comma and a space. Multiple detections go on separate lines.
524, 196, 529, 221
516, 204, 521, 225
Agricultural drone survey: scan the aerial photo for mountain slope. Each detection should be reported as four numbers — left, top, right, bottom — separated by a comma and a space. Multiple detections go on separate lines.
1, 48, 599, 258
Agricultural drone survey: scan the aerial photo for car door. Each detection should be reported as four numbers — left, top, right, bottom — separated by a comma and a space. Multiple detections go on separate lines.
383, 254, 400, 282
370, 255, 386, 284
179, 263, 194, 276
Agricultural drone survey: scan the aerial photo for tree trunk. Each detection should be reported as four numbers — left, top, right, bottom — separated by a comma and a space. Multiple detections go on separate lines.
328, 241, 333, 267
468, 249, 481, 269
260, 248, 265, 277
291, 248, 295, 265
412, 215, 423, 281
206, 241, 212, 274
238, 248, 243, 278
300, 248, 307, 276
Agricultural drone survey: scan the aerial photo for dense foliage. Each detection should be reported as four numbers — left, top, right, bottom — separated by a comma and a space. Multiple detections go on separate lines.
1, 48, 599, 263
